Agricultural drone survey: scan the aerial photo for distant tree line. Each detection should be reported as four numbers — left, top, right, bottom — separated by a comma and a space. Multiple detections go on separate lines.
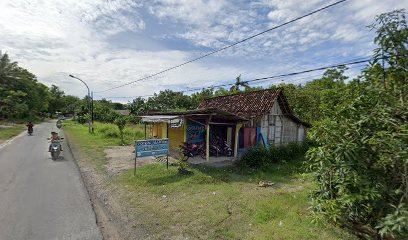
0, 52, 130, 122
126, 66, 346, 126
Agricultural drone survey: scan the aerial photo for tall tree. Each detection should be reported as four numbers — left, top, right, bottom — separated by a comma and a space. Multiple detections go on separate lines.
190, 88, 214, 108
230, 74, 250, 92
307, 10, 408, 239
0, 53, 19, 87
128, 97, 147, 115
48, 85, 65, 117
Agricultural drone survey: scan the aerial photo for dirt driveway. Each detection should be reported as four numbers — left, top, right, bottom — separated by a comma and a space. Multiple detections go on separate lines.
104, 146, 177, 176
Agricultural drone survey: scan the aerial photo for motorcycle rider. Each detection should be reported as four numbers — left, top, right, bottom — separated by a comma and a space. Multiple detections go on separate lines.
26, 122, 33, 133
48, 131, 62, 152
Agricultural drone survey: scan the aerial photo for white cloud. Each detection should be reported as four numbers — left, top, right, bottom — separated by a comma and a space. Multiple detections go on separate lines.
0, 0, 407, 103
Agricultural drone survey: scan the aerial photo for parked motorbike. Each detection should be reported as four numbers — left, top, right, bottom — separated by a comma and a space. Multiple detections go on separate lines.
209, 138, 233, 157
48, 138, 64, 160
179, 142, 206, 160
222, 141, 233, 157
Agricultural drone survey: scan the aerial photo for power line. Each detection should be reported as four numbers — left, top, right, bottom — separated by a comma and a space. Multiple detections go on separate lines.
250, 63, 365, 86
95, 58, 370, 100
95, 0, 349, 93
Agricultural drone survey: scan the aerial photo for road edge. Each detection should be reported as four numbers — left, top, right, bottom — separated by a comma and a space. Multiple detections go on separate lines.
0, 130, 25, 150
63, 130, 110, 240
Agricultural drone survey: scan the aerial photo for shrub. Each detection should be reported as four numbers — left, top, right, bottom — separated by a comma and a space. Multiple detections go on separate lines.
103, 127, 120, 138
238, 147, 269, 168
77, 114, 89, 124
238, 141, 312, 168
114, 116, 127, 144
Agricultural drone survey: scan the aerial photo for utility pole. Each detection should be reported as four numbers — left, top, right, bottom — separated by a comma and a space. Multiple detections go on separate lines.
69, 74, 91, 133
91, 91, 94, 133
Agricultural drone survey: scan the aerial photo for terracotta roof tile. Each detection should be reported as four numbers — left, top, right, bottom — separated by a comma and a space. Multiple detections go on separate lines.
199, 88, 283, 119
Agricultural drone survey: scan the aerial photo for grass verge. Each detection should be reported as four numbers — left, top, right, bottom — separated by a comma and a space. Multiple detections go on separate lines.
63, 121, 144, 171
0, 123, 25, 144
111, 163, 354, 239
64, 121, 355, 239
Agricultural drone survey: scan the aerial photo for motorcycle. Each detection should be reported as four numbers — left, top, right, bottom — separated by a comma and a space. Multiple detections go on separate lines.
221, 141, 233, 157
27, 127, 33, 136
56, 120, 62, 129
179, 142, 206, 160
48, 138, 63, 160
209, 138, 233, 157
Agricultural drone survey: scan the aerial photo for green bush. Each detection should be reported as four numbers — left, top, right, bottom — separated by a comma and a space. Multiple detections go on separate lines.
103, 127, 120, 138
238, 141, 312, 168
77, 114, 89, 124
238, 147, 269, 168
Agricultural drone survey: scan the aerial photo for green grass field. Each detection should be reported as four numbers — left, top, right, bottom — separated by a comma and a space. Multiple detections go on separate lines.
64, 121, 354, 239
0, 123, 25, 144
111, 164, 354, 239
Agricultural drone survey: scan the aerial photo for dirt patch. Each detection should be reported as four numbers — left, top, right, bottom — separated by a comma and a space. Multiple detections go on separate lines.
104, 146, 176, 176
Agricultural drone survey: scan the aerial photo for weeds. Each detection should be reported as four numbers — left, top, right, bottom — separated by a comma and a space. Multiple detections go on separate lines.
237, 140, 313, 168
91, 121, 145, 145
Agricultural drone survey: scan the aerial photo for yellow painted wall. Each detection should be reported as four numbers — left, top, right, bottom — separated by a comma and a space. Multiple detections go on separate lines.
152, 123, 166, 138
151, 122, 185, 150
168, 126, 185, 150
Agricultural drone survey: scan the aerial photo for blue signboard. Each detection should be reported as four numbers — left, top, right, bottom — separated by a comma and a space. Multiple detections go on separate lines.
186, 119, 206, 144
135, 139, 169, 157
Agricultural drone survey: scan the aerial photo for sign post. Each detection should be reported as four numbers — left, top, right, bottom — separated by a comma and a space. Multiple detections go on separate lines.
134, 138, 169, 176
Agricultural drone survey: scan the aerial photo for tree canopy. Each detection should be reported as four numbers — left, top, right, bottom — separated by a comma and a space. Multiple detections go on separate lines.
0, 53, 85, 120
306, 9, 408, 239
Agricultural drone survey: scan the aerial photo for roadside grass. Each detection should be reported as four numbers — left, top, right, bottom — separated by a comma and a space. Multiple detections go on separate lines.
93, 122, 145, 145
112, 163, 354, 240
63, 121, 144, 171
0, 123, 25, 143
64, 121, 354, 239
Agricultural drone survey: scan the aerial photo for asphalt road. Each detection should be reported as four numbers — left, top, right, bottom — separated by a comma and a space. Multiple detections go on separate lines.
0, 122, 102, 240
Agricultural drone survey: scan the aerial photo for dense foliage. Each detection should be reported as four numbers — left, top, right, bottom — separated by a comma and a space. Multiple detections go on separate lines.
0, 53, 86, 120
114, 115, 128, 144
238, 141, 312, 169
125, 68, 347, 124
307, 10, 408, 239
0, 53, 49, 119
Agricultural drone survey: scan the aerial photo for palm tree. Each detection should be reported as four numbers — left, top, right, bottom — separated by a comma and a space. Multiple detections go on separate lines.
0, 53, 20, 86
230, 74, 250, 92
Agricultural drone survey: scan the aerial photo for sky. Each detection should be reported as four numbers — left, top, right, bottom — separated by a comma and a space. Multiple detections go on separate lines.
0, 0, 406, 102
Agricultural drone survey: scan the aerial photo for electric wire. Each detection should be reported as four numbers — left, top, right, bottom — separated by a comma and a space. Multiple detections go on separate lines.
94, 0, 350, 93
94, 58, 370, 100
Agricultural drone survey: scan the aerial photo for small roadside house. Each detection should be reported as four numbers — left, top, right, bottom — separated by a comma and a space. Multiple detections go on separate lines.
140, 88, 310, 161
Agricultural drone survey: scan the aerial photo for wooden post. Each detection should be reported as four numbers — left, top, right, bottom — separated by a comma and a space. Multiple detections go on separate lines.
134, 155, 137, 176
206, 116, 212, 161
234, 123, 243, 160
206, 124, 210, 161
183, 118, 187, 142
227, 127, 232, 146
